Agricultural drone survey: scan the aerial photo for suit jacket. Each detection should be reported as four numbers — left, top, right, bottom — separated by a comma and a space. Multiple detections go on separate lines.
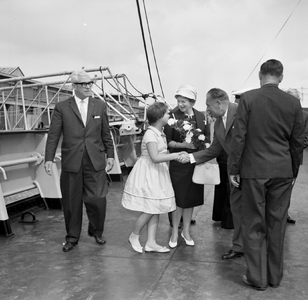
165, 106, 209, 152
45, 96, 114, 172
302, 110, 308, 152
228, 84, 304, 178
193, 102, 238, 164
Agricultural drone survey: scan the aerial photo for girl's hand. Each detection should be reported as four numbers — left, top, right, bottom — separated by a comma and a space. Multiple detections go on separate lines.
177, 152, 190, 163
182, 141, 196, 149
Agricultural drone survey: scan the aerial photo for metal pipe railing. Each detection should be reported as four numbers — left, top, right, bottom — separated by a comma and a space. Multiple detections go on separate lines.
92, 90, 129, 121
0, 156, 40, 168
0, 67, 145, 131
0, 166, 7, 180
0, 67, 109, 84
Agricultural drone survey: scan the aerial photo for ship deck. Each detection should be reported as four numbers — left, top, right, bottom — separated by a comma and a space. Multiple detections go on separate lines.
1, 154, 308, 300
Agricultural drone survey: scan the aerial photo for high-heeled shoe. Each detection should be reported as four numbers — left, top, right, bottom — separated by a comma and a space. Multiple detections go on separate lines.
181, 232, 194, 246
128, 234, 143, 253
169, 238, 178, 249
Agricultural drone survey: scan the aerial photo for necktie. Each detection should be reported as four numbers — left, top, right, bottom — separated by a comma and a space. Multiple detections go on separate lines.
80, 100, 87, 126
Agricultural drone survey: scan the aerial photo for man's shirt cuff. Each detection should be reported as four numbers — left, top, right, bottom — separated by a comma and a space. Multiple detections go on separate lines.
189, 154, 196, 164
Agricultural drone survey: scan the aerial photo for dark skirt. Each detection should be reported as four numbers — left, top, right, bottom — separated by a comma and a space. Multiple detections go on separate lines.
169, 160, 204, 208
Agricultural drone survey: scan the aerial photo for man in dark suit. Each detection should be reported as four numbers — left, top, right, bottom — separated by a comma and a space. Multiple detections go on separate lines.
44, 70, 115, 252
212, 149, 233, 229
179, 88, 242, 260
228, 59, 304, 290
285, 88, 308, 224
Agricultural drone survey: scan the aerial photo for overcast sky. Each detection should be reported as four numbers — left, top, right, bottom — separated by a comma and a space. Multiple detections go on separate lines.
1, 0, 308, 110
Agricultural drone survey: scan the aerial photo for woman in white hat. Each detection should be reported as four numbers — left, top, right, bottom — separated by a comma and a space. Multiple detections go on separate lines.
164, 84, 210, 247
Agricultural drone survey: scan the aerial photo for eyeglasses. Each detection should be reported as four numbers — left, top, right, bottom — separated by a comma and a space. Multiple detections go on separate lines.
74, 82, 93, 88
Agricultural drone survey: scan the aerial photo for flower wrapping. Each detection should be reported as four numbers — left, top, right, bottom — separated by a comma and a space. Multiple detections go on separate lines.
167, 118, 210, 150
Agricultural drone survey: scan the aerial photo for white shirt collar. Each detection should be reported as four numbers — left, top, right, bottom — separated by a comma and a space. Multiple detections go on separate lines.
221, 107, 228, 127
74, 95, 89, 105
223, 106, 228, 119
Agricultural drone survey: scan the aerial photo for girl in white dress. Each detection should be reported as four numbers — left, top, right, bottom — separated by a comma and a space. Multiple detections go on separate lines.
122, 102, 184, 253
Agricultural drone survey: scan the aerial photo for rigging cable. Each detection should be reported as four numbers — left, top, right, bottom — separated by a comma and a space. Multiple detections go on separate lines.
136, 0, 155, 93
122, 74, 144, 95
142, 0, 165, 98
241, 0, 302, 88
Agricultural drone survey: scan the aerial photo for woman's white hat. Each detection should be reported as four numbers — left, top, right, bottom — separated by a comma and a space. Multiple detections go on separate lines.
175, 84, 197, 101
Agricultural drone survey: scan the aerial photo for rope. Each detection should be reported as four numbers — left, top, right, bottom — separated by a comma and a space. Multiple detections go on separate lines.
241, 0, 302, 88
142, 0, 165, 98
136, 0, 155, 93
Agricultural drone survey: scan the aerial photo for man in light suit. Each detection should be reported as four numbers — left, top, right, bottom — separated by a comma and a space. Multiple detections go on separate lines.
44, 70, 115, 252
229, 59, 304, 290
179, 88, 243, 260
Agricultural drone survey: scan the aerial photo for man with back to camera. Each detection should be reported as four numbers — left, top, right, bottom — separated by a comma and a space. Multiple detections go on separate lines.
228, 59, 304, 290
178, 88, 243, 260
44, 70, 115, 252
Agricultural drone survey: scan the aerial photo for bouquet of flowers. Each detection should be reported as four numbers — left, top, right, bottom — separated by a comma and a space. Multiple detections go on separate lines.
167, 118, 210, 150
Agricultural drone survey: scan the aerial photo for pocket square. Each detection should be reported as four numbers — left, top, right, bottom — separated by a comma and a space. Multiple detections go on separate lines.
94, 116, 100, 119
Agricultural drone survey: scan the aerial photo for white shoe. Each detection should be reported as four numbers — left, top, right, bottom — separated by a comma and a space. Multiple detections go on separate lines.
144, 245, 170, 253
169, 239, 178, 249
181, 232, 194, 246
128, 234, 143, 253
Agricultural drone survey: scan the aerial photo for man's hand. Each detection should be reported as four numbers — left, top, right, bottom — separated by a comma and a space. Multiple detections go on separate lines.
44, 161, 53, 176
230, 174, 241, 188
177, 152, 190, 164
106, 158, 114, 172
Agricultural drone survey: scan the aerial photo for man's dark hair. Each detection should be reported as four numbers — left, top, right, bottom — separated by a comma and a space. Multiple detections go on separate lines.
260, 59, 283, 77
147, 102, 168, 125
207, 88, 229, 102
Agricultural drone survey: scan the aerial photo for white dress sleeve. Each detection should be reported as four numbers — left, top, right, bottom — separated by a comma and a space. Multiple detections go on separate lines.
143, 129, 158, 144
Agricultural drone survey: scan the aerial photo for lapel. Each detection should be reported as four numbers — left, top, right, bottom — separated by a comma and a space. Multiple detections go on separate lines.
69, 96, 95, 126
172, 108, 203, 125
225, 102, 237, 136
193, 108, 203, 129
87, 97, 95, 125
69, 97, 82, 124
215, 117, 225, 139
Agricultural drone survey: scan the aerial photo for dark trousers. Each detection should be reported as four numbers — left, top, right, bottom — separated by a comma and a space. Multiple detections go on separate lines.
230, 185, 243, 252
60, 150, 108, 243
242, 178, 292, 287
212, 163, 233, 229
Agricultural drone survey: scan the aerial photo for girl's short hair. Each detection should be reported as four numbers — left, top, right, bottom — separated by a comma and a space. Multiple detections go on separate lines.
147, 102, 168, 125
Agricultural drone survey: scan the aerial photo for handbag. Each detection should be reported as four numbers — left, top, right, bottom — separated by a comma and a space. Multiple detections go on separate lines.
192, 162, 220, 185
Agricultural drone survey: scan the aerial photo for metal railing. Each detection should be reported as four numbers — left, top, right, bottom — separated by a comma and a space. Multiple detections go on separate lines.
0, 67, 147, 131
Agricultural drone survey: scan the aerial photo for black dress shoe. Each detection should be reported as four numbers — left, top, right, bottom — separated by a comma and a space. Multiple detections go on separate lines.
93, 236, 106, 245
88, 231, 106, 245
287, 216, 296, 224
222, 249, 243, 260
242, 275, 266, 291
269, 282, 279, 288
63, 241, 77, 252
221, 225, 234, 229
